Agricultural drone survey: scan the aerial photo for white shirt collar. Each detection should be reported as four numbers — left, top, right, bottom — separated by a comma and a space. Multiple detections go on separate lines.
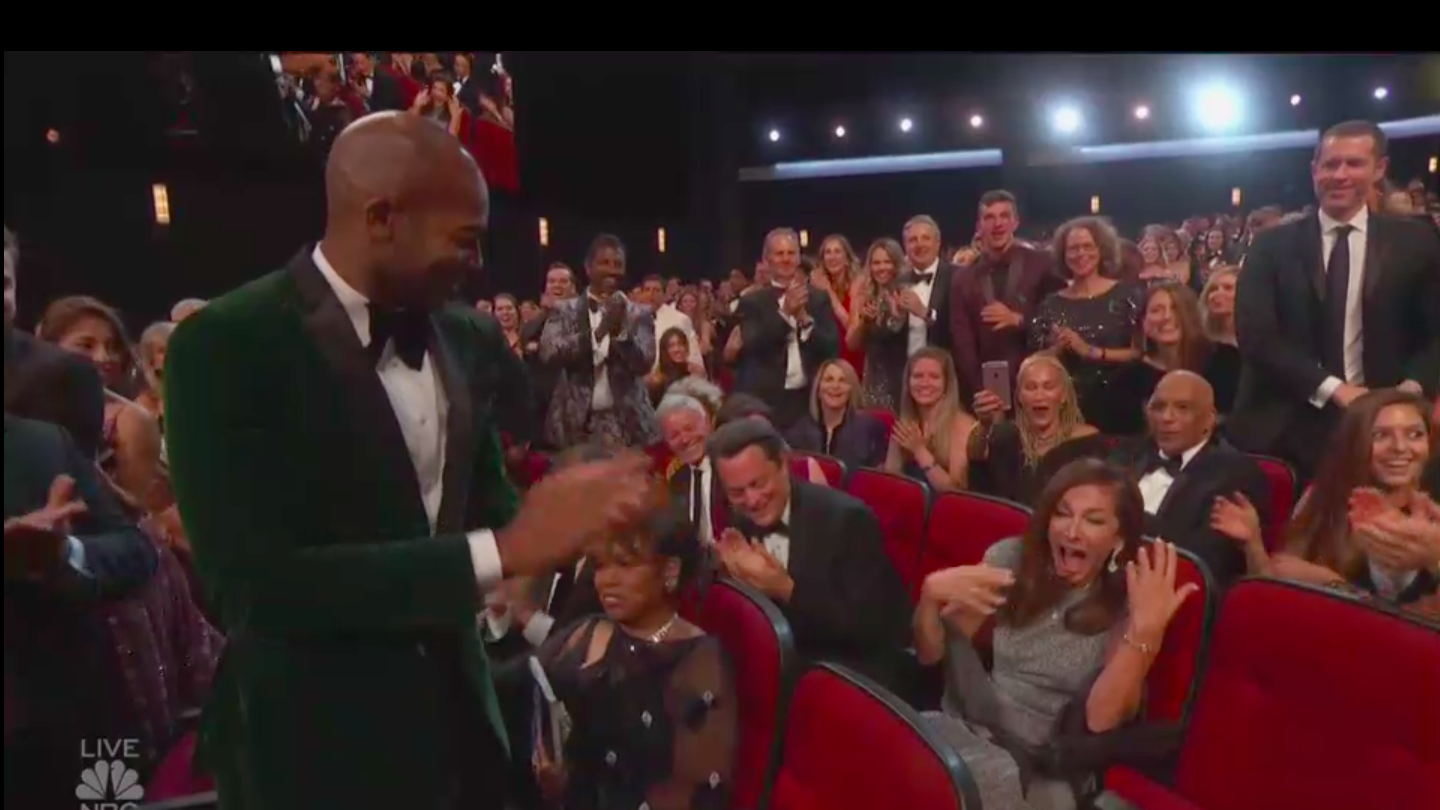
1161, 438, 1208, 470
1318, 205, 1368, 236
311, 244, 374, 345
915, 258, 940, 276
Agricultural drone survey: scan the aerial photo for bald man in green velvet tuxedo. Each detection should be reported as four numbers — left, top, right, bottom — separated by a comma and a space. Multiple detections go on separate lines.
164, 113, 654, 810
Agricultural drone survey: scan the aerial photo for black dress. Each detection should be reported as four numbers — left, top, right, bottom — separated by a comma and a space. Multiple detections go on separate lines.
539, 617, 736, 810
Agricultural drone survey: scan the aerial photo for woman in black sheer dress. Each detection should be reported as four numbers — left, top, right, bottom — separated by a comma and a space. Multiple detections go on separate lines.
533, 495, 736, 810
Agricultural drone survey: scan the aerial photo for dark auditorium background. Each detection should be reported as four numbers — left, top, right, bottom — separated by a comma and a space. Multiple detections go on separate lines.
4, 51, 1437, 327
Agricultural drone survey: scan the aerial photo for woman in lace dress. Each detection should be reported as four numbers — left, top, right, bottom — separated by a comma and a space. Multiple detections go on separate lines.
533, 495, 736, 810
915, 460, 1197, 810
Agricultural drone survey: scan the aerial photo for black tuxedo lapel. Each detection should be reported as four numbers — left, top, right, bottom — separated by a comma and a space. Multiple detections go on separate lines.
783, 480, 816, 575
1300, 215, 1325, 303
1362, 215, 1385, 303
288, 249, 424, 511
1153, 440, 1216, 520
430, 322, 474, 535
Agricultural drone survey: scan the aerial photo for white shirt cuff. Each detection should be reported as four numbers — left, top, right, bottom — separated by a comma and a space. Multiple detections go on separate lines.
484, 607, 512, 639
467, 529, 504, 593
1310, 376, 1344, 409
523, 612, 556, 647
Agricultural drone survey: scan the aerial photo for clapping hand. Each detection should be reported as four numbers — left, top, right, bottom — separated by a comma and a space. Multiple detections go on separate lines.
898, 288, 927, 319
717, 529, 791, 597
891, 419, 925, 455
921, 564, 1014, 618
1351, 491, 1440, 573
782, 283, 810, 318
1125, 542, 1199, 647
5, 475, 88, 580
1209, 493, 1263, 548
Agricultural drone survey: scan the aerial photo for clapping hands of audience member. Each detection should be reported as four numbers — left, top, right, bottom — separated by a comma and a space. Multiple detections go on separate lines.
1125, 541, 1199, 648
1350, 489, 1440, 574
972, 390, 1007, 425
597, 295, 627, 339
782, 283, 810, 321
1051, 326, 1093, 357
920, 564, 1014, 618
891, 419, 926, 455
495, 453, 655, 580
716, 528, 792, 599
1210, 492, 1264, 547
5, 475, 87, 580
898, 288, 927, 320
979, 301, 1022, 332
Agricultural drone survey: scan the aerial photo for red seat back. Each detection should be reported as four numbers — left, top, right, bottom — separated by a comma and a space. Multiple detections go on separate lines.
915, 492, 1031, 602
680, 579, 795, 810
793, 452, 846, 487
1248, 455, 1296, 550
1144, 540, 1214, 725
769, 663, 981, 810
144, 731, 215, 802
844, 469, 929, 594
1175, 580, 1440, 810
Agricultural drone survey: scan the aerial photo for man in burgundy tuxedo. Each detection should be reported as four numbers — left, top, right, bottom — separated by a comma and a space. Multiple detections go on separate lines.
949, 190, 1065, 399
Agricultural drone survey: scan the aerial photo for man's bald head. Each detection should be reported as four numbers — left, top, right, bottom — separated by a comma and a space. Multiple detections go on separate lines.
1147, 370, 1216, 455
321, 112, 488, 310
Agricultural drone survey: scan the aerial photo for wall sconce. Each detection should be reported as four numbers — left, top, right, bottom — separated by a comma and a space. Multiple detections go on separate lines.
538, 217, 549, 247
657, 227, 667, 253
152, 183, 171, 225
1089, 196, 1100, 214
1429, 156, 1437, 174
1231, 187, 1243, 207
798, 229, 810, 248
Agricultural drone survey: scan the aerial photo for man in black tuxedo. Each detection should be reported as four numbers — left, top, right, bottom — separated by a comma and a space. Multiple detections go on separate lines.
898, 214, 956, 361
3, 227, 106, 460
727, 228, 839, 431
707, 418, 910, 688
4, 415, 160, 806
1111, 371, 1271, 589
1232, 120, 1440, 480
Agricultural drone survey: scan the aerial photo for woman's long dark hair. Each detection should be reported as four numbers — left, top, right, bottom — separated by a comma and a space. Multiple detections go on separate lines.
1000, 459, 1146, 634
1286, 389, 1433, 578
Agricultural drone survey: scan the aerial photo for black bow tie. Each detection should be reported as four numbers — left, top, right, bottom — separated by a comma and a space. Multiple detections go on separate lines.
587, 297, 604, 314
740, 517, 788, 539
367, 304, 429, 370
911, 271, 934, 283
1144, 452, 1184, 477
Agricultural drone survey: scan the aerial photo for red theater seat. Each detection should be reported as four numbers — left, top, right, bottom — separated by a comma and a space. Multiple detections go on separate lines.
845, 469, 929, 594
1249, 455, 1297, 550
915, 491, 1031, 602
865, 408, 896, 436
1107, 579, 1440, 810
1144, 540, 1214, 725
680, 579, 795, 810
144, 731, 215, 802
793, 452, 846, 487
768, 662, 981, 810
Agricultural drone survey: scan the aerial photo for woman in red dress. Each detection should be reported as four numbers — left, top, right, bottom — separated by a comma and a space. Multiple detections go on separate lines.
812, 234, 865, 380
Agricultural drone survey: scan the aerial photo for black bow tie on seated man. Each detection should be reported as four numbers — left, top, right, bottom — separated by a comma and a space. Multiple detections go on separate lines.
911, 270, 934, 283
1143, 452, 1185, 477
367, 304, 430, 370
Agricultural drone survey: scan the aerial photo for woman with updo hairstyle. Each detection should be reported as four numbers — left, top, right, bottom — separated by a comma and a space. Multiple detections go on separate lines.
1029, 217, 1142, 435
531, 469, 736, 810
917, 459, 1197, 810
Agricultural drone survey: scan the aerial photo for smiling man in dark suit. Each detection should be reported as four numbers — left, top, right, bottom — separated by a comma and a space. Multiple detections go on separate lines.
708, 418, 910, 688
1232, 120, 1440, 480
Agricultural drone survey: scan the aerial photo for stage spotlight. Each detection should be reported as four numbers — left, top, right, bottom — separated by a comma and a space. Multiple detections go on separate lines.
1290, 94, 1302, 106
834, 125, 846, 138
899, 117, 913, 132
1195, 84, 1242, 132
1373, 86, 1389, 100
768, 128, 780, 142
1134, 105, 1150, 120
969, 114, 984, 128
1052, 106, 1081, 135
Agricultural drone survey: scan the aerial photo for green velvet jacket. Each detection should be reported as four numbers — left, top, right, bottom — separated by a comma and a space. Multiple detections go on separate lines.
164, 249, 520, 809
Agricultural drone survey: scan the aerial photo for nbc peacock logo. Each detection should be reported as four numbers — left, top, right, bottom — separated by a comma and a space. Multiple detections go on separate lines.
76, 759, 145, 809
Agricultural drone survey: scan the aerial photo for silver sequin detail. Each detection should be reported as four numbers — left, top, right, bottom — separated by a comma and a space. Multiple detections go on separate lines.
605, 750, 617, 766
641, 710, 652, 728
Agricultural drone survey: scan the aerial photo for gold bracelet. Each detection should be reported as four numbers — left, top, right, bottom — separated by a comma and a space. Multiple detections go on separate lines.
1122, 632, 1157, 656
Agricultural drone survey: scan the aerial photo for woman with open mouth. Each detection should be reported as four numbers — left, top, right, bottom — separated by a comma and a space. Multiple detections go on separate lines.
531, 483, 736, 810
1210, 388, 1439, 607
914, 459, 1196, 810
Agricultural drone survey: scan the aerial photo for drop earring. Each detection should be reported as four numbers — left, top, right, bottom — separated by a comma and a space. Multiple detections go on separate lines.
1107, 546, 1122, 574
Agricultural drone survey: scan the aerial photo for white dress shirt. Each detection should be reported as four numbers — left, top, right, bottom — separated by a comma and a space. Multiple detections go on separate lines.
653, 303, 704, 370
1137, 440, 1207, 515
758, 500, 793, 569
587, 295, 616, 411
312, 245, 504, 590
908, 259, 938, 357
774, 283, 814, 390
690, 456, 715, 547
1310, 207, 1368, 408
